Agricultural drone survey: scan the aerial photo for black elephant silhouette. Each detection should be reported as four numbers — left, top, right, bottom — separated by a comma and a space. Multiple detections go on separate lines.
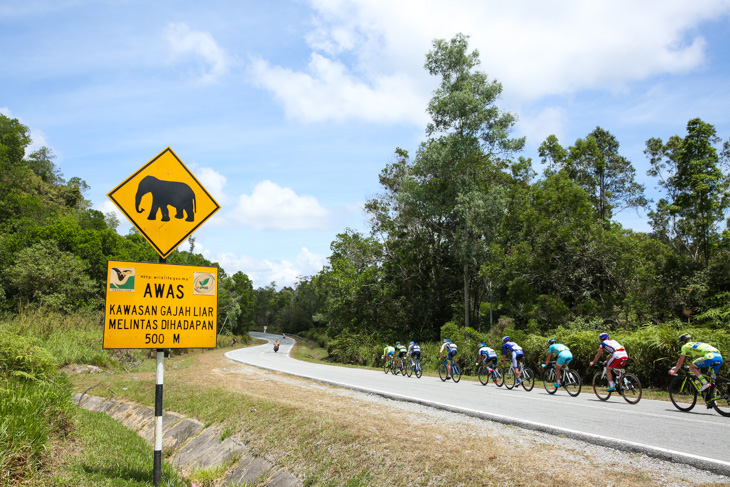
135, 175, 196, 222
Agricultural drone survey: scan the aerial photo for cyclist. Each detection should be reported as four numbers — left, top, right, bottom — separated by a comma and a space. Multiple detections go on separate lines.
395, 342, 408, 369
476, 342, 498, 371
382, 344, 395, 366
439, 338, 458, 380
407, 340, 421, 368
589, 332, 628, 392
542, 338, 572, 388
669, 334, 724, 392
502, 336, 524, 385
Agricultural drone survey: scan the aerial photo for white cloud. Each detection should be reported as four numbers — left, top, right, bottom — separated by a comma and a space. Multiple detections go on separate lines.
193, 166, 228, 206
165, 22, 230, 83
250, 0, 730, 124
517, 106, 568, 147
214, 247, 327, 288
231, 180, 331, 231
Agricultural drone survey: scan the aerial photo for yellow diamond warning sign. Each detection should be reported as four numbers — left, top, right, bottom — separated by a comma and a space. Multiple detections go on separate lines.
108, 147, 220, 259
103, 260, 218, 349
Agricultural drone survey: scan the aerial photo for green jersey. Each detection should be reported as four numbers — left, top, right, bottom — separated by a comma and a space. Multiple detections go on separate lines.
681, 342, 720, 358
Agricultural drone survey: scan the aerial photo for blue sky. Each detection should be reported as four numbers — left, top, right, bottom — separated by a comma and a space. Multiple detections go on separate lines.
3, 1, 730, 288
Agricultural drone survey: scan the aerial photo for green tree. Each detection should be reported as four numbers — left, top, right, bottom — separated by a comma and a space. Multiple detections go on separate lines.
539, 127, 647, 225
416, 33, 524, 328
645, 118, 730, 266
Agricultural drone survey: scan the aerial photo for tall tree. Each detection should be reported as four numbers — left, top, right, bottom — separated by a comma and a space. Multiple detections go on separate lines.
539, 127, 647, 225
645, 118, 730, 266
417, 33, 524, 328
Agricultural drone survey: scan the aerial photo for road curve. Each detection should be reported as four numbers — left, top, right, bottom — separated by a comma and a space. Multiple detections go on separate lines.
226, 332, 730, 476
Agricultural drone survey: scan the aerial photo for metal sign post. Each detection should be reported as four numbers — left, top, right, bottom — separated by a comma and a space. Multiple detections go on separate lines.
105, 148, 220, 486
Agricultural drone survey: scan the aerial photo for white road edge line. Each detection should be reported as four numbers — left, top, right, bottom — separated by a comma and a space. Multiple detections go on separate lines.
225, 349, 730, 477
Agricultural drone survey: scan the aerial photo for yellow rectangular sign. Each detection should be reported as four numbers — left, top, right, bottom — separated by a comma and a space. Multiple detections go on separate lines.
103, 261, 218, 349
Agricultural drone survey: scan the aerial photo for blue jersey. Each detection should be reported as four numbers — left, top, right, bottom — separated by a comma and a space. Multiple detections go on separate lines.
502, 341, 523, 355
479, 346, 497, 359
548, 343, 570, 355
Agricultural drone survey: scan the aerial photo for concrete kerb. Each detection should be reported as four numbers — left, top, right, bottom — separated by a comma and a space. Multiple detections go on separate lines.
224, 352, 730, 478
74, 394, 303, 486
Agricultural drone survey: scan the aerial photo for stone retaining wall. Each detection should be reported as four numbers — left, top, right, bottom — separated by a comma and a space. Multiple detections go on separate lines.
75, 394, 302, 487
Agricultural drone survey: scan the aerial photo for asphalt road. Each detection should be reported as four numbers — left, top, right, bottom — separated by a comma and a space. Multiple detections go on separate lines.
225, 332, 730, 475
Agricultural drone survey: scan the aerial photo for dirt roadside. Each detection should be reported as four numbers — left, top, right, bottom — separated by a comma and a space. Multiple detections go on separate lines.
75, 348, 730, 486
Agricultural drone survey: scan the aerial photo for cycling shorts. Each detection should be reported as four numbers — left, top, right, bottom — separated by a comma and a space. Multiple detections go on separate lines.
511, 350, 523, 369
410, 351, 421, 360
386, 350, 394, 357
398, 351, 407, 358
693, 353, 723, 375
556, 351, 573, 366
607, 351, 628, 369
482, 356, 498, 365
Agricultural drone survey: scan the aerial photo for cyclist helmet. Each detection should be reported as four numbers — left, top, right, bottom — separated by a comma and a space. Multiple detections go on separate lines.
444, 338, 450, 343
502, 336, 510, 343
396, 342, 400, 346
547, 338, 556, 345
479, 342, 486, 347
410, 341, 415, 345
679, 334, 691, 344
599, 332, 609, 341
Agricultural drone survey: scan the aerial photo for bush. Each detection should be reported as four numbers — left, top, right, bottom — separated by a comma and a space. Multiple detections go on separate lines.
0, 330, 57, 382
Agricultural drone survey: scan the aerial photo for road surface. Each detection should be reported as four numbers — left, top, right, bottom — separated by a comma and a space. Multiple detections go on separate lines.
225, 333, 730, 475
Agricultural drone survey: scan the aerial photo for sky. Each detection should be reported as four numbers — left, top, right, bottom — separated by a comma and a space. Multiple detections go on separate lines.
3, 0, 730, 289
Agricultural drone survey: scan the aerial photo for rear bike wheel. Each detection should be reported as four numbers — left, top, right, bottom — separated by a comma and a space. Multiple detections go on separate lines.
592, 371, 611, 401
620, 373, 642, 405
478, 365, 490, 385
564, 370, 582, 397
439, 363, 448, 382
415, 361, 422, 379
383, 360, 390, 374
521, 368, 534, 391
493, 366, 504, 387
669, 374, 697, 412
543, 368, 557, 394
405, 361, 413, 378
452, 364, 462, 383
504, 367, 516, 389
711, 378, 730, 417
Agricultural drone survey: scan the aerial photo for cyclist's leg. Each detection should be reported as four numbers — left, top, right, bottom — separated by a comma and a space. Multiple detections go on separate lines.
511, 352, 520, 380
555, 363, 562, 384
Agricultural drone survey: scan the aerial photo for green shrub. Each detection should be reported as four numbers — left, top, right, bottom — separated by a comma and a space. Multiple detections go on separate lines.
0, 330, 57, 382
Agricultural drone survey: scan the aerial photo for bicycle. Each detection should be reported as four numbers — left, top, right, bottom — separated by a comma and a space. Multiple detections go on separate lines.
383, 356, 396, 375
542, 361, 581, 396
477, 361, 504, 386
408, 357, 422, 379
591, 361, 641, 404
503, 358, 534, 391
438, 357, 461, 383
669, 366, 730, 417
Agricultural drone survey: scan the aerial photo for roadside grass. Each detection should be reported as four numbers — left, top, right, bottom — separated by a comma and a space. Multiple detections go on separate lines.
49, 408, 186, 487
70, 349, 727, 487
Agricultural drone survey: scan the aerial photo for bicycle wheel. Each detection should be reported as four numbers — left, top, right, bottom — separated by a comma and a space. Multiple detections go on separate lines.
415, 361, 422, 379
543, 368, 557, 394
452, 364, 462, 383
493, 366, 504, 387
592, 371, 611, 401
564, 370, 582, 397
711, 378, 730, 417
620, 373, 642, 405
439, 362, 448, 381
504, 367, 516, 390
669, 375, 697, 412
478, 365, 489, 385
405, 361, 413, 378
521, 367, 534, 391
383, 360, 390, 374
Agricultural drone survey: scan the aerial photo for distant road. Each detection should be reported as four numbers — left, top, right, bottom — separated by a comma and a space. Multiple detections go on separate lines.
226, 332, 730, 475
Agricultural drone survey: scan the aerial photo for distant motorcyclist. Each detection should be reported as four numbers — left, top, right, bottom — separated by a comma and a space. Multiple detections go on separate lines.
274, 340, 280, 352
